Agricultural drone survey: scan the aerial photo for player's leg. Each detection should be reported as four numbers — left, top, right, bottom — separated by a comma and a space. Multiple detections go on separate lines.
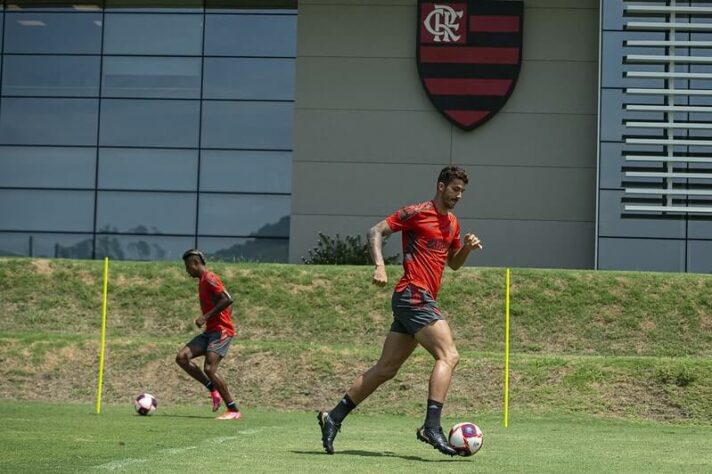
203, 333, 241, 420
318, 331, 418, 454
346, 331, 418, 404
175, 336, 212, 387
413, 319, 460, 456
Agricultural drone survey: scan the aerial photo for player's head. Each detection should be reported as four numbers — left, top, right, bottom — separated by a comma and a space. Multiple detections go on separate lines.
182, 249, 206, 277
436, 166, 468, 210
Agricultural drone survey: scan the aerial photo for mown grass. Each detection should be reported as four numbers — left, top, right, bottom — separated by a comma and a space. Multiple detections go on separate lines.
0, 257, 710, 424
1, 258, 711, 356
0, 401, 710, 474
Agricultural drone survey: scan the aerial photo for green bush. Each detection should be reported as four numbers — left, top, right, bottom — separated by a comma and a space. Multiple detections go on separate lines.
302, 232, 400, 265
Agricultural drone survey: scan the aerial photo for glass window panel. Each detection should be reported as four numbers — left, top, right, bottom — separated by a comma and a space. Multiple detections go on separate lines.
598, 237, 685, 272
99, 148, 197, 191
9, 1, 102, 11
96, 191, 196, 235
201, 101, 293, 149
31, 233, 94, 259
0, 189, 94, 232
204, 14, 297, 57
203, 58, 295, 100
105, 0, 203, 12
198, 194, 289, 237
199, 236, 288, 263
0, 232, 94, 258
99, 99, 199, 148
102, 57, 201, 99
200, 150, 291, 193
0, 146, 96, 188
95, 234, 194, 261
4, 12, 102, 54
0, 98, 99, 146
2, 55, 100, 97
103, 13, 203, 55
0, 233, 31, 257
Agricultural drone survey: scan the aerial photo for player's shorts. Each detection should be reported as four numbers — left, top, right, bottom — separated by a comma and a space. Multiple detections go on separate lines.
390, 284, 443, 335
187, 331, 233, 358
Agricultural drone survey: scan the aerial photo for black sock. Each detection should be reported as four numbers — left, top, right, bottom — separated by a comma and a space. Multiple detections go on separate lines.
205, 381, 214, 391
424, 399, 443, 429
226, 401, 238, 412
329, 394, 356, 424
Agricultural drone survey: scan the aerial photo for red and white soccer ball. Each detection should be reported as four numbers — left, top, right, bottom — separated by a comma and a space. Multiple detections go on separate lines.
448, 422, 483, 456
134, 393, 157, 416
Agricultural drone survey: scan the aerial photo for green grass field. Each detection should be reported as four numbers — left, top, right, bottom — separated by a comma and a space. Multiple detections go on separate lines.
1, 400, 710, 473
1, 258, 711, 472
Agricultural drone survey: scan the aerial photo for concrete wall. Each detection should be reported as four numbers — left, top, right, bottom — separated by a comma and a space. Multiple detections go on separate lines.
290, 0, 599, 267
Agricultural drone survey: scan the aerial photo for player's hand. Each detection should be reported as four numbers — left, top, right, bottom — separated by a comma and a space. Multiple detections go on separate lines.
372, 264, 388, 287
464, 233, 483, 250
195, 315, 206, 328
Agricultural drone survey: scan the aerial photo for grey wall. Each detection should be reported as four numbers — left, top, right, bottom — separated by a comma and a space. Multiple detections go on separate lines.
290, 0, 599, 268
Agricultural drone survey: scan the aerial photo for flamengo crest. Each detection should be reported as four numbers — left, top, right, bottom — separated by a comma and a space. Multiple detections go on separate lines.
417, 0, 524, 131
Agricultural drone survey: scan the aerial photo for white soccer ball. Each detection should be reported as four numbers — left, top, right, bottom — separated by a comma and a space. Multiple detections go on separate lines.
134, 393, 157, 416
448, 422, 483, 456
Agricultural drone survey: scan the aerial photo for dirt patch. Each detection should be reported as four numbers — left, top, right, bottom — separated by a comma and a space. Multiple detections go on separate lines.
31, 259, 53, 275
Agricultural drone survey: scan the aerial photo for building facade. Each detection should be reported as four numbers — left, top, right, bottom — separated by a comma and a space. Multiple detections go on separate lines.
0, 1, 296, 261
2, 0, 711, 272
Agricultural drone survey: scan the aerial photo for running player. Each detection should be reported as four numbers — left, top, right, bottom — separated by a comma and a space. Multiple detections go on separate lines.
318, 166, 482, 455
176, 249, 241, 420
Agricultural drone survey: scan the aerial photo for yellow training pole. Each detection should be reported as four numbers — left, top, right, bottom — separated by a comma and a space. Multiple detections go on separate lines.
96, 257, 109, 415
504, 267, 510, 428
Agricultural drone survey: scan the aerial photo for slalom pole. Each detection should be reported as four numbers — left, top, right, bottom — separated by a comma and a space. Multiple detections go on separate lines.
504, 267, 510, 428
96, 257, 109, 415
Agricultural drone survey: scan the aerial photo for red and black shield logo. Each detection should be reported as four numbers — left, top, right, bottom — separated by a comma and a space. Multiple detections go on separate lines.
417, 0, 524, 131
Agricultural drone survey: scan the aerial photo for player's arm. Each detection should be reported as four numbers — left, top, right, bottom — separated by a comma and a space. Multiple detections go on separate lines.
447, 233, 483, 270
368, 219, 394, 287
195, 290, 233, 328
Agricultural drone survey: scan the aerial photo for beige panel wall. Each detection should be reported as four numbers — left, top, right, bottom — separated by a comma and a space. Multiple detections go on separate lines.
290, 0, 599, 268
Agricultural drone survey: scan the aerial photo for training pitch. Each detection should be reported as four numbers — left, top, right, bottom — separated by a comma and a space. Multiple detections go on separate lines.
0, 401, 710, 473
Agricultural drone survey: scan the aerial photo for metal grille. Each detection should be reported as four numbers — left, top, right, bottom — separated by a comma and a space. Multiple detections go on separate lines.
622, 0, 712, 214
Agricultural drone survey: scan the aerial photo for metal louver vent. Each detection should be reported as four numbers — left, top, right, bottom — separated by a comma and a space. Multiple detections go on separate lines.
622, 0, 712, 214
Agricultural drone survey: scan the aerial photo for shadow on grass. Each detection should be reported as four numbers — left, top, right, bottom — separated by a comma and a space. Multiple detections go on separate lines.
290, 450, 463, 463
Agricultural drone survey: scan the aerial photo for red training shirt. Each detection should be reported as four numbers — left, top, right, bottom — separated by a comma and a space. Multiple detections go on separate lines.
198, 270, 235, 336
386, 200, 462, 299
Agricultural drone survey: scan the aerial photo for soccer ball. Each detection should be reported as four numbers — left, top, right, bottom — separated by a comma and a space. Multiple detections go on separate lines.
134, 393, 157, 416
448, 422, 483, 456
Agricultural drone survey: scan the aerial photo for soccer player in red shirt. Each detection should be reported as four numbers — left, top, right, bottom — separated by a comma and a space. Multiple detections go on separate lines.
176, 249, 241, 420
318, 166, 482, 456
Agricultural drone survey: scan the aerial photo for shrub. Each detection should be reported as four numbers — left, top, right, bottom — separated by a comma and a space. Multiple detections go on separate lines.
302, 233, 400, 265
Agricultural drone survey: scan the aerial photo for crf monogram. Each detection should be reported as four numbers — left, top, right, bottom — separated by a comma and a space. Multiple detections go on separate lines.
424, 4, 464, 42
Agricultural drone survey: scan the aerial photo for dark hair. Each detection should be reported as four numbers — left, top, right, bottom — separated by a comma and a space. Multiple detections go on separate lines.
182, 249, 206, 265
438, 166, 469, 186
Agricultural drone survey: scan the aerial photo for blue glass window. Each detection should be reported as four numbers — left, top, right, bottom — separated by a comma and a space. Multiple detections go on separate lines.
0, 189, 95, 232
203, 58, 295, 100
0, 98, 99, 146
4, 12, 102, 54
102, 57, 202, 99
99, 148, 198, 191
100, 99, 200, 148
200, 150, 291, 193
103, 13, 203, 55
201, 101, 293, 149
2, 55, 101, 97
204, 14, 297, 57
0, 146, 96, 188
198, 193, 290, 237
96, 191, 196, 235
